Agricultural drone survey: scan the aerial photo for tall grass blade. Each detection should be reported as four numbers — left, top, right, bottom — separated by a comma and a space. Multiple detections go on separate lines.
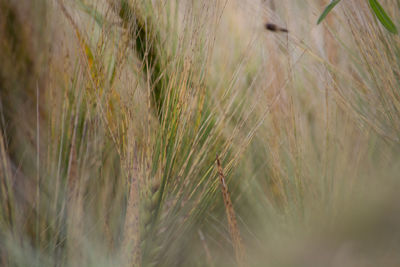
368, 0, 398, 34
317, 0, 341, 25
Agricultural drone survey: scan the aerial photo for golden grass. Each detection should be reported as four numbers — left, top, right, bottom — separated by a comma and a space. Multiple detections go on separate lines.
2, 0, 400, 266
216, 154, 245, 267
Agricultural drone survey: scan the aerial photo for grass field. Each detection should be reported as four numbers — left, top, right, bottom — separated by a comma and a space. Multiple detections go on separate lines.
1, 0, 400, 266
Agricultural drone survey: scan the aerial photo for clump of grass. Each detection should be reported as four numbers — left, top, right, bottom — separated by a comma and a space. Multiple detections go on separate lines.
2, 0, 400, 267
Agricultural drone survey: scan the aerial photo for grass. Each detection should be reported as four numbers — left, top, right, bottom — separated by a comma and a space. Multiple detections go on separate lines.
1, 0, 400, 266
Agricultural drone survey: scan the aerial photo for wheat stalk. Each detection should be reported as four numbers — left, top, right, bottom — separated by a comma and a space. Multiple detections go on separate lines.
216, 154, 246, 267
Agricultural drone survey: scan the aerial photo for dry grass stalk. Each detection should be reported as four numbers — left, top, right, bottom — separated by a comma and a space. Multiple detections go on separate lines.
122, 141, 141, 267
122, 176, 141, 267
216, 154, 246, 267
0, 130, 14, 228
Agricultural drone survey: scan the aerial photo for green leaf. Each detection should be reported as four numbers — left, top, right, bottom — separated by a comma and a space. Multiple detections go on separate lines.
317, 0, 341, 25
368, 0, 398, 34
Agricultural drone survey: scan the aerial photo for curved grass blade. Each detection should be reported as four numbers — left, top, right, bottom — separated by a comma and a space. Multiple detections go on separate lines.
317, 0, 341, 25
368, 0, 398, 34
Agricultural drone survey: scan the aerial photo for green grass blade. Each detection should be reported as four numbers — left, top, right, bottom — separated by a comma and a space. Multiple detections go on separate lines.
317, 0, 341, 25
368, 0, 398, 34
76, 0, 105, 27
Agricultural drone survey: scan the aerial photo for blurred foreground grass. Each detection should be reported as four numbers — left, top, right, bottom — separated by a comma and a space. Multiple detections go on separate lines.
1, 0, 400, 266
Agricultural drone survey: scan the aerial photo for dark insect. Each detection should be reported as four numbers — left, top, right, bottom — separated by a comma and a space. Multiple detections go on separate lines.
265, 23, 288, 33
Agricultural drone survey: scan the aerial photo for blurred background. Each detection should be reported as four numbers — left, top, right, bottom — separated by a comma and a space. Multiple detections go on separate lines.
1, 0, 400, 266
